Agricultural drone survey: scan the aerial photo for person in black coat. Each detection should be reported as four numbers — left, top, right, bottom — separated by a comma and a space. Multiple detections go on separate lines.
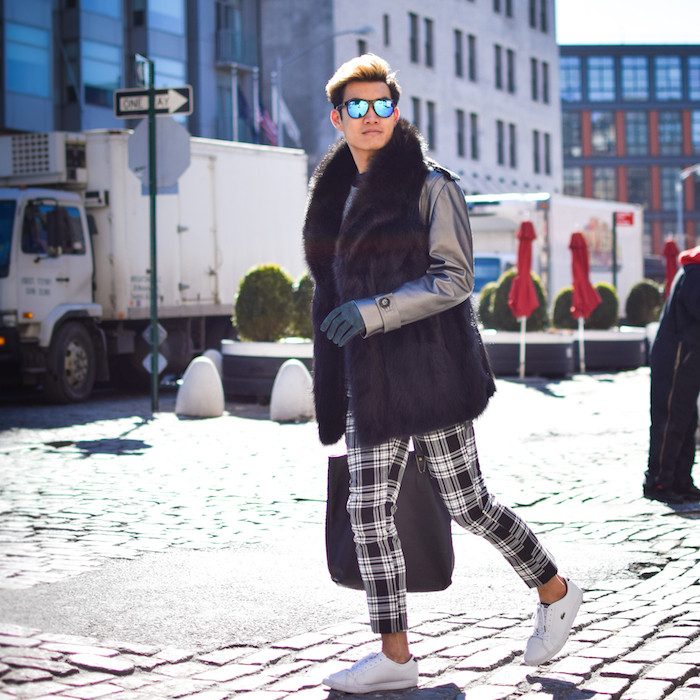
644, 245, 700, 504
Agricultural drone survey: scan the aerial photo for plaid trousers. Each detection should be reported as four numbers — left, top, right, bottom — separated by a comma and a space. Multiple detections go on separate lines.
346, 415, 558, 634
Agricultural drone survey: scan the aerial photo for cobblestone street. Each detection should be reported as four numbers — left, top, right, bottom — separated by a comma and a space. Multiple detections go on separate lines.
1, 368, 700, 699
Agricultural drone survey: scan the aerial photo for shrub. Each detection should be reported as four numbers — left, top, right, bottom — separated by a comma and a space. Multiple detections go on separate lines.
490, 268, 549, 332
586, 282, 618, 329
625, 280, 664, 326
552, 287, 576, 330
289, 274, 315, 339
477, 281, 497, 328
234, 264, 294, 342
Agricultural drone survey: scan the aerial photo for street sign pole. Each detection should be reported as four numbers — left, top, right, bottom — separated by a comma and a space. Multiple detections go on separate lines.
612, 212, 618, 293
146, 57, 159, 414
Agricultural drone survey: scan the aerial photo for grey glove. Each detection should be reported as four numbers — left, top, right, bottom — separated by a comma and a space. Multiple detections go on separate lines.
321, 301, 365, 347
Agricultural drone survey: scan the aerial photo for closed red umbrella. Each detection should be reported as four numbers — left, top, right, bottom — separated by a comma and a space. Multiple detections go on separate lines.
662, 238, 679, 299
508, 221, 539, 377
570, 232, 602, 320
569, 232, 601, 373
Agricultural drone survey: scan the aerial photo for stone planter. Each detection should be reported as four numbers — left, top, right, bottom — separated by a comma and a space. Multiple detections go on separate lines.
481, 330, 574, 378
221, 339, 313, 401
570, 328, 648, 371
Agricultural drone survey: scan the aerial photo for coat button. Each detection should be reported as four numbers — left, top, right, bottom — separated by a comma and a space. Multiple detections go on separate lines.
379, 297, 391, 308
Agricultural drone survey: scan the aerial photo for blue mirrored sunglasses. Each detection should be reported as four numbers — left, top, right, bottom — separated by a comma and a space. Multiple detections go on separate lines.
335, 98, 395, 119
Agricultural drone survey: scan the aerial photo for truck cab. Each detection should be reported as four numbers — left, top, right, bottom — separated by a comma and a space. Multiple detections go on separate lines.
0, 187, 102, 400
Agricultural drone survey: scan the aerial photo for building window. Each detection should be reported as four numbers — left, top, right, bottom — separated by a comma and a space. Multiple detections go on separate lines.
587, 56, 615, 101
542, 62, 549, 103
560, 56, 582, 102
497, 120, 505, 165
593, 166, 617, 200
148, 0, 185, 35
468, 35, 477, 81
692, 111, 700, 155
412, 97, 421, 130
509, 123, 517, 168
493, 0, 501, 11
357, 39, 367, 55
655, 56, 682, 100
455, 30, 464, 77
505, 0, 513, 17
563, 167, 583, 196
494, 44, 503, 90
658, 110, 683, 155
82, 0, 120, 18
427, 101, 436, 149
625, 111, 648, 156
591, 110, 616, 155
457, 109, 466, 157
627, 166, 651, 208
621, 56, 649, 101
530, 57, 538, 100
689, 57, 700, 100
544, 133, 551, 175
529, 0, 537, 27
424, 18, 434, 68
409, 13, 419, 63
661, 167, 678, 210
470, 112, 479, 160
540, 0, 548, 32
533, 130, 540, 173
507, 49, 515, 93
83, 39, 122, 106
562, 111, 582, 158
383, 14, 390, 46
5, 22, 51, 98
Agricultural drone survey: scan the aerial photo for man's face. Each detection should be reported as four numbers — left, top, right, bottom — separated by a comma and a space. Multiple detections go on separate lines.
330, 80, 399, 171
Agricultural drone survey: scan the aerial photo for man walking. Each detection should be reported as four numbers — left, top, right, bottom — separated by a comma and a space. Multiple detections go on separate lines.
644, 245, 700, 504
303, 54, 582, 694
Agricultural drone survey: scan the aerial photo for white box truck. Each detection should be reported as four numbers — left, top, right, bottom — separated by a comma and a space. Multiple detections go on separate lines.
0, 130, 308, 401
465, 192, 644, 308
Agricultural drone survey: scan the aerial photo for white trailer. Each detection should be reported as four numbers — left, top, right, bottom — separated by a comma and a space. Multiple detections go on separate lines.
0, 130, 308, 401
465, 192, 644, 310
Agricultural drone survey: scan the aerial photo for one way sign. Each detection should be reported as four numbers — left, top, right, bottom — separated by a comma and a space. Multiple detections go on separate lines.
114, 85, 193, 118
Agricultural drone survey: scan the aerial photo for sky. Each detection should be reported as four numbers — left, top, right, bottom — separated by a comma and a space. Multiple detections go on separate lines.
556, 0, 700, 45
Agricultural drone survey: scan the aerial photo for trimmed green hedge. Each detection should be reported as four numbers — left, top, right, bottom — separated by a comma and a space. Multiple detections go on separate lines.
490, 268, 549, 331
625, 280, 663, 326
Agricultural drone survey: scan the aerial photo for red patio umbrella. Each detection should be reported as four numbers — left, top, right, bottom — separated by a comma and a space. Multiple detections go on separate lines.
662, 238, 680, 299
569, 232, 601, 373
508, 221, 539, 377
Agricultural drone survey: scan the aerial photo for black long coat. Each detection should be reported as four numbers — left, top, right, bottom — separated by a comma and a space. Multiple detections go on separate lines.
303, 119, 495, 447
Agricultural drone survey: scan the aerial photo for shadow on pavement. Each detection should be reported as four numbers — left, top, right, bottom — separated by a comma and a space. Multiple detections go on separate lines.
527, 675, 596, 699
327, 683, 463, 699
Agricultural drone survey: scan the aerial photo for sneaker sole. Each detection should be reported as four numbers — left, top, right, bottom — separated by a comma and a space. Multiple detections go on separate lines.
324, 678, 418, 694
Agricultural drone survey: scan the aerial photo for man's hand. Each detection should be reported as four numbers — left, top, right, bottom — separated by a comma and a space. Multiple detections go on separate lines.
321, 302, 365, 347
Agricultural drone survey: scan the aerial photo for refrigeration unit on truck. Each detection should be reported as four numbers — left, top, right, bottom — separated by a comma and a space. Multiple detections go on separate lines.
0, 130, 309, 401
465, 192, 644, 308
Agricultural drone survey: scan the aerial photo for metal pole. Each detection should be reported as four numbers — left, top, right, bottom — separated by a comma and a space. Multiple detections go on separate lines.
147, 58, 159, 414
611, 212, 618, 293
276, 55, 283, 148
231, 65, 239, 142
676, 177, 684, 251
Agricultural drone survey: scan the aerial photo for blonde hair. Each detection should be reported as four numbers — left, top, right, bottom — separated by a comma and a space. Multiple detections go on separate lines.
325, 54, 401, 109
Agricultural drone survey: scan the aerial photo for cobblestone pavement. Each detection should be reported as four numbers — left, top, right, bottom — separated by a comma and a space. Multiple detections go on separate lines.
1, 369, 700, 699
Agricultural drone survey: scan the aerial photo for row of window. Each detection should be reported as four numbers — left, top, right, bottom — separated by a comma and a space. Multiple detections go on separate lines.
412, 99, 552, 176
493, 0, 549, 31
63, 0, 186, 36
561, 54, 700, 103
563, 110, 700, 158
564, 165, 700, 213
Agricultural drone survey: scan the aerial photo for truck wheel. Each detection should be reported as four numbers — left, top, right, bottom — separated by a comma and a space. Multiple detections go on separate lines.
43, 322, 96, 403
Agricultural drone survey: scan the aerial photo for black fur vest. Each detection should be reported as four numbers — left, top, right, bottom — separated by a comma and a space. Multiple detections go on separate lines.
304, 119, 495, 446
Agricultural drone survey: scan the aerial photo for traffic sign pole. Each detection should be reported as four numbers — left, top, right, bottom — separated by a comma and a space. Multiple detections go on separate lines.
146, 58, 159, 414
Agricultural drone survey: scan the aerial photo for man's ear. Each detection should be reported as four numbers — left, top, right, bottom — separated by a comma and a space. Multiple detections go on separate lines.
330, 108, 343, 132
393, 106, 400, 122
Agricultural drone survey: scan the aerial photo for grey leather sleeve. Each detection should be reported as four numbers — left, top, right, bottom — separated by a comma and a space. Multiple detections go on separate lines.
358, 171, 475, 337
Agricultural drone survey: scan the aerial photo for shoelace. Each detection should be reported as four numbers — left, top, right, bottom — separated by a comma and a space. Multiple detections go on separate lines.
351, 653, 383, 673
531, 604, 547, 639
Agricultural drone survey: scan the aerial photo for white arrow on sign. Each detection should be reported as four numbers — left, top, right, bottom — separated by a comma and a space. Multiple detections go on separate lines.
117, 87, 191, 116
159, 89, 189, 113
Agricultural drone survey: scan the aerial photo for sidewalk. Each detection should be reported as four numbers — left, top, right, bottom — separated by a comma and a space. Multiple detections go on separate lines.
1, 369, 699, 699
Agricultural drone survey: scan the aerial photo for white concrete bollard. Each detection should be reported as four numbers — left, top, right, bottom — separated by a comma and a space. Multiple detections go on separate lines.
202, 348, 223, 378
175, 356, 225, 418
270, 359, 315, 423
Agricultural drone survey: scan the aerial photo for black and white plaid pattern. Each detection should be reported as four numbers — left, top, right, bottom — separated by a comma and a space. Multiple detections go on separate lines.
346, 415, 558, 634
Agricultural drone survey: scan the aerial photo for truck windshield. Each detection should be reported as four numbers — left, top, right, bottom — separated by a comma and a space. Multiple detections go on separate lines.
0, 200, 17, 279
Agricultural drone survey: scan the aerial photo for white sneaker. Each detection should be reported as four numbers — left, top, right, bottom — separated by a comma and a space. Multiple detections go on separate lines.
523, 578, 583, 665
323, 652, 418, 694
